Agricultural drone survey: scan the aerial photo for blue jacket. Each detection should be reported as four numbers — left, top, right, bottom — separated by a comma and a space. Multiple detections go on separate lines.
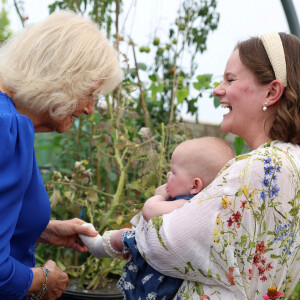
0, 92, 50, 299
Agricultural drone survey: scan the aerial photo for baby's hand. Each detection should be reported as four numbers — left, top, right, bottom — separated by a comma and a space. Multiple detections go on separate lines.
155, 184, 171, 200
79, 223, 111, 258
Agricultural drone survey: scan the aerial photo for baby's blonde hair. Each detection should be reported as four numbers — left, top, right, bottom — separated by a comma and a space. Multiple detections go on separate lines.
0, 10, 123, 120
175, 137, 235, 188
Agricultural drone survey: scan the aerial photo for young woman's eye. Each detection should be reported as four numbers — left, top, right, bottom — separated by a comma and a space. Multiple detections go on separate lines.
227, 78, 235, 84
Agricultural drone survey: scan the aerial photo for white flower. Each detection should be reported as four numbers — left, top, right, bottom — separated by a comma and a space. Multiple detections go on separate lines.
124, 231, 136, 239
127, 262, 138, 272
138, 127, 151, 138
146, 292, 157, 300
142, 273, 153, 284
123, 281, 135, 290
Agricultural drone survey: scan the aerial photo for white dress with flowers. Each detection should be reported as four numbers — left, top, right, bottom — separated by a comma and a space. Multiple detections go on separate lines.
134, 141, 300, 300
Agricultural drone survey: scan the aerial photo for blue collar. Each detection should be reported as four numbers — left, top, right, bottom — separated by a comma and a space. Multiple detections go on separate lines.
168, 194, 195, 201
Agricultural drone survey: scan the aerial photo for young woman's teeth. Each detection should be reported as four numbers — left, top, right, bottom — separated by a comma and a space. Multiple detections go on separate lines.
221, 103, 231, 109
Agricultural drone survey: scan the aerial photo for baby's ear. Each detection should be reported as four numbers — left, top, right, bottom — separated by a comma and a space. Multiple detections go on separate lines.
190, 177, 203, 194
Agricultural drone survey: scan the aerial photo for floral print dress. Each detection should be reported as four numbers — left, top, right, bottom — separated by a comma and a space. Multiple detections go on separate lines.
134, 141, 300, 300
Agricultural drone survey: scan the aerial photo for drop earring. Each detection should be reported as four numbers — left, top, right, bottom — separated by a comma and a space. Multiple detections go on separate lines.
263, 103, 268, 111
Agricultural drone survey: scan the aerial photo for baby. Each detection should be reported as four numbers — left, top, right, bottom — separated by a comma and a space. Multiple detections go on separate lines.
80, 137, 235, 299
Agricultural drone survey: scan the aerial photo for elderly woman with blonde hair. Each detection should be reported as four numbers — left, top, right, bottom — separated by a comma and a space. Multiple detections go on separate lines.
0, 10, 123, 299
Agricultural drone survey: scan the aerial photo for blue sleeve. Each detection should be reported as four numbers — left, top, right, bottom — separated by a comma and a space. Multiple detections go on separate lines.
0, 113, 34, 299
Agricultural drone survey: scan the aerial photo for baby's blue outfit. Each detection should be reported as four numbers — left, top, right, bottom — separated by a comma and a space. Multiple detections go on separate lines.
0, 93, 50, 299
117, 194, 195, 300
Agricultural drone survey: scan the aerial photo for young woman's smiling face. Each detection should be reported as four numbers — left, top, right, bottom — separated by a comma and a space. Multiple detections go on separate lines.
213, 49, 269, 146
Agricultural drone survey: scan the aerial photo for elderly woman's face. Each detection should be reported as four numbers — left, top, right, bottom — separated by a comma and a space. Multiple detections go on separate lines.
56, 94, 95, 133
213, 49, 268, 140
39, 91, 96, 133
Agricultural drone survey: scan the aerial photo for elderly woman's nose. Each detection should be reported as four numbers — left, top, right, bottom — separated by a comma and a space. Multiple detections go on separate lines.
84, 101, 95, 115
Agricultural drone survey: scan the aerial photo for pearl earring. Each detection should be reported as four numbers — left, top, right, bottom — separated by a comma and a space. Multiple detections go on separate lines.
263, 103, 268, 111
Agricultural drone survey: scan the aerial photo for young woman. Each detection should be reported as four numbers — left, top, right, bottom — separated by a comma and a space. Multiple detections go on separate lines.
133, 32, 300, 299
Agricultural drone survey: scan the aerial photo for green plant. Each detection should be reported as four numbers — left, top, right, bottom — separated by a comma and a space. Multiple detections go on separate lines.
35, 92, 192, 289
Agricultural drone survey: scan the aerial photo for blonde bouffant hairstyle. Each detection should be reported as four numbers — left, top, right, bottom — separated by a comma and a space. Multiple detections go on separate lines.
0, 10, 123, 120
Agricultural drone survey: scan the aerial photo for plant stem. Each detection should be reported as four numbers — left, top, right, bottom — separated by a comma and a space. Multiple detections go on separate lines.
13, 0, 25, 27
169, 0, 194, 124
131, 40, 151, 128
115, 0, 119, 51
158, 123, 165, 185
51, 181, 114, 198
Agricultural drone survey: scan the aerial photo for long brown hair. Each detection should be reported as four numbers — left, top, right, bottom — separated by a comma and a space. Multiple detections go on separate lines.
236, 33, 300, 145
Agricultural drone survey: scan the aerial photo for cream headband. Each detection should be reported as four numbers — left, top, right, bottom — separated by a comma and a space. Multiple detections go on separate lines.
259, 32, 287, 87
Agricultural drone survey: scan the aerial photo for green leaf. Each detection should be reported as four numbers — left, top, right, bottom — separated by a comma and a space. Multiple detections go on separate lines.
240, 235, 247, 247
213, 95, 220, 108
186, 261, 195, 271
234, 137, 245, 155
270, 254, 281, 259
148, 82, 164, 100
196, 74, 212, 89
289, 206, 299, 217
235, 154, 251, 161
137, 63, 147, 71
176, 88, 189, 104
207, 269, 212, 277
213, 81, 222, 88
193, 82, 203, 91
152, 216, 168, 250
107, 172, 117, 182
235, 190, 243, 196
149, 74, 158, 81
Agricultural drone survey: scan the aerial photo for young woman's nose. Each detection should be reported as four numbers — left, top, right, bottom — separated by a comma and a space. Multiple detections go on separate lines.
167, 172, 171, 179
213, 82, 225, 98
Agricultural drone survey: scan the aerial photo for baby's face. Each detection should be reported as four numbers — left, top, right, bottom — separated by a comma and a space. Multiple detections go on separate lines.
166, 150, 193, 198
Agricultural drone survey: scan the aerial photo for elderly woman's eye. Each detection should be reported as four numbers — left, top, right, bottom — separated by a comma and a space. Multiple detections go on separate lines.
88, 93, 96, 100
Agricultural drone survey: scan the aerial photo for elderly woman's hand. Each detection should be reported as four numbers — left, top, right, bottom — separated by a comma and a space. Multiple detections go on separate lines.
38, 218, 98, 252
43, 260, 68, 300
28, 260, 68, 300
